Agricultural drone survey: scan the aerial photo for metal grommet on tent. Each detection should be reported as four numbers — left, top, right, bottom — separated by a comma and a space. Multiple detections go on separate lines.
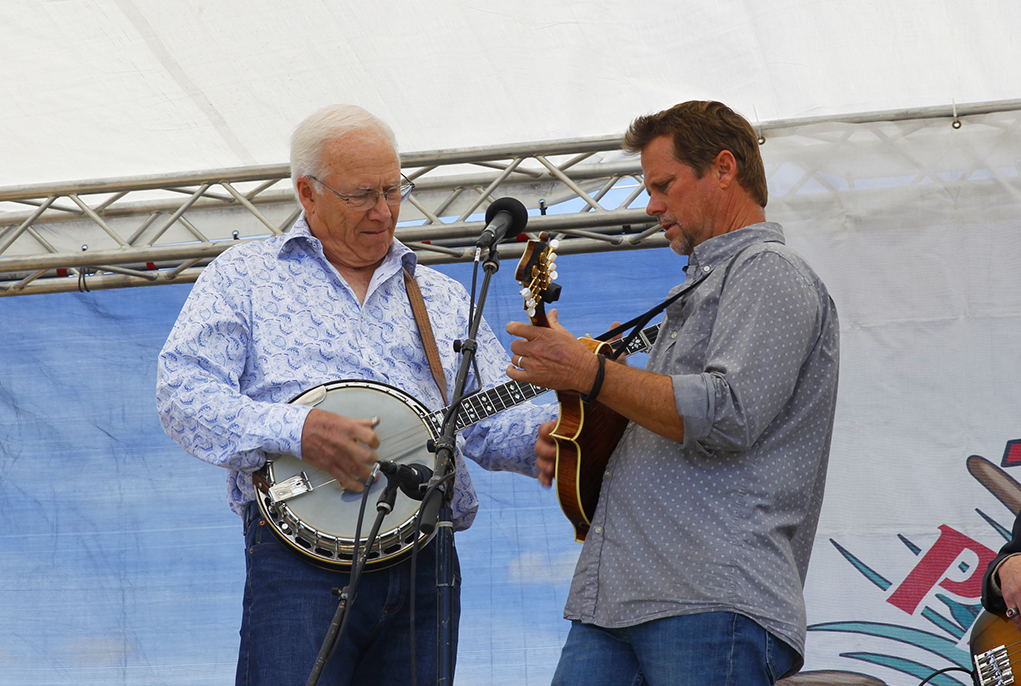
77, 245, 91, 292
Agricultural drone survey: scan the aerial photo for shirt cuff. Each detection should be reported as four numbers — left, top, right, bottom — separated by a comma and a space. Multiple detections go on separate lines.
992, 553, 1021, 596
259, 402, 313, 459
672, 372, 713, 451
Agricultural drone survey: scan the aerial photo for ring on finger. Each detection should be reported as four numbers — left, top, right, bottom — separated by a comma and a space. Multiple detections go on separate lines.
1008, 607, 1018, 618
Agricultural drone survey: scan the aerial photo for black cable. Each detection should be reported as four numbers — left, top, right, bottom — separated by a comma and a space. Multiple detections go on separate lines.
467, 259, 484, 396
915, 665, 973, 685
331, 471, 375, 654
469, 258, 479, 330
443, 258, 484, 424
305, 470, 378, 686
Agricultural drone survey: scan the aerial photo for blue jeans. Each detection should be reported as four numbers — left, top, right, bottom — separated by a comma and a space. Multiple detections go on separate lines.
551, 612, 800, 686
236, 502, 460, 686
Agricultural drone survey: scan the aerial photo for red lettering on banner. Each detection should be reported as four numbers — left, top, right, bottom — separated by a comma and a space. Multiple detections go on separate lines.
886, 525, 996, 614
1003, 440, 1021, 467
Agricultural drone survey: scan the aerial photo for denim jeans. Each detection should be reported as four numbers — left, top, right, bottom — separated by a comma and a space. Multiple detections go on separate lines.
235, 502, 460, 686
551, 612, 800, 686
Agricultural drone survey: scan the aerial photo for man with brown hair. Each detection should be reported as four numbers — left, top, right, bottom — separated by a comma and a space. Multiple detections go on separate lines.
506, 100, 840, 685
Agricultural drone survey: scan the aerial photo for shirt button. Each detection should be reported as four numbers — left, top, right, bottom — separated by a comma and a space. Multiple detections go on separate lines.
604, 470, 611, 478
594, 526, 603, 534
702, 265, 711, 273
671, 332, 678, 339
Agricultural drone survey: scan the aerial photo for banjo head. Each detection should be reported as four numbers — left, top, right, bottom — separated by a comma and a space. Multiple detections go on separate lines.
256, 380, 439, 569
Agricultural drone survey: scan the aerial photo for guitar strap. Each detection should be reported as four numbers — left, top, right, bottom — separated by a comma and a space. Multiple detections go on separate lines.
596, 243, 761, 359
403, 266, 449, 404
596, 291, 682, 359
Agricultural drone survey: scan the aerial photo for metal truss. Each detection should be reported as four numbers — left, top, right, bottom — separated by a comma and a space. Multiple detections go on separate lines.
2, 98, 1019, 297
0, 137, 661, 297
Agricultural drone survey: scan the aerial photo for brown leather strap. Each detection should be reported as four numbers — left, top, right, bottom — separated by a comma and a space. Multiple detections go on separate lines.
403, 267, 449, 404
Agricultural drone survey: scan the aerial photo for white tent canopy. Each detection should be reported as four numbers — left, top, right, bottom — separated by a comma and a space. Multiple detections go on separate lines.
2, 0, 1018, 187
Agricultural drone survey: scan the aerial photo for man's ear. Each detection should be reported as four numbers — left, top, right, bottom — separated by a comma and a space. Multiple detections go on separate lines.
296, 176, 317, 215
713, 150, 738, 190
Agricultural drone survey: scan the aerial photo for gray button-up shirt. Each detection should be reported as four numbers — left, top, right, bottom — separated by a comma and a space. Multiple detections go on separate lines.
564, 222, 840, 657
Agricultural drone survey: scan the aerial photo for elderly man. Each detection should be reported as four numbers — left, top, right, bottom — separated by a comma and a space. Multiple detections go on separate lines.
506, 101, 840, 685
157, 104, 550, 685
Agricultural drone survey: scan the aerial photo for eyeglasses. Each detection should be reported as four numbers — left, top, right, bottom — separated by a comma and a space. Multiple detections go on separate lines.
307, 174, 414, 211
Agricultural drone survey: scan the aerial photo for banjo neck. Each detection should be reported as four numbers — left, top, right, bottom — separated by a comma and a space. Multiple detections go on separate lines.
433, 322, 662, 432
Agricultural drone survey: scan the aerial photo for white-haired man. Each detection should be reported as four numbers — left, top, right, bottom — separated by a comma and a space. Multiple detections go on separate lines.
157, 105, 551, 685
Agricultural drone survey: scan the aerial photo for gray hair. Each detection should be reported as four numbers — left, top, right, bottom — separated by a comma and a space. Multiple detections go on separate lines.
289, 104, 399, 194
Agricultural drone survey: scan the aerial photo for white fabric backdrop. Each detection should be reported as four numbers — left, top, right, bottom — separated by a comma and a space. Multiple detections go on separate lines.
764, 110, 1021, 684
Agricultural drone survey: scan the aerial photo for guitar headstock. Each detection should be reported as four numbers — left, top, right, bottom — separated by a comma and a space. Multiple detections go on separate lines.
514, 232, 561, 327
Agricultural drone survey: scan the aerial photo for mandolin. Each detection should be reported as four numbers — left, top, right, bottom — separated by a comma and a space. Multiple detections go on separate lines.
515, 234, 659, 541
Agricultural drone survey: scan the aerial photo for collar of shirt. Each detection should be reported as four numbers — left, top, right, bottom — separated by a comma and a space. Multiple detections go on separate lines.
279, 214, 419, 296
686, 221, 785, 280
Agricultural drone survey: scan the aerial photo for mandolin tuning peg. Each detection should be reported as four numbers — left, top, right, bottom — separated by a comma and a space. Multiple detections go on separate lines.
550, 270, 558, 280
526, 307, 536, 317
526, 298, 536, 308
549, 239, 560, 250
519, 287, 531, 297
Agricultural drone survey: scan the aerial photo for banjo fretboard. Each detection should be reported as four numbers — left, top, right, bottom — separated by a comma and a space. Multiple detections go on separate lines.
429, 323, 661, 432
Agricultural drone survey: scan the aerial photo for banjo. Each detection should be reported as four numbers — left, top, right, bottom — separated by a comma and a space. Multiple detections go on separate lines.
254, 375, 547, 570
255, 242, 660, 570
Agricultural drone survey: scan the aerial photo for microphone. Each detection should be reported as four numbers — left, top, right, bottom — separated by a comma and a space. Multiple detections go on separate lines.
476, 197, 529, 250
377, 460, 433, 501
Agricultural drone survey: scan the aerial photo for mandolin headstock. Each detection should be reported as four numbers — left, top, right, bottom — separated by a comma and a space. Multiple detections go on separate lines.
514, 232, 561, 328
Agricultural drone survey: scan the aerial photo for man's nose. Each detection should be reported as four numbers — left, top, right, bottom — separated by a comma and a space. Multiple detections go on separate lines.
366, 192, 393, 218
645, 196, 665, 217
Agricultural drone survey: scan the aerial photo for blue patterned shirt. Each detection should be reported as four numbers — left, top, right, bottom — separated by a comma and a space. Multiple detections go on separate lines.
156, 216, 551, 529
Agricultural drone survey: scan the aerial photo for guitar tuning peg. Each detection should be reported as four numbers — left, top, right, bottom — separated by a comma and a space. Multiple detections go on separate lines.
549, 239, 560, 250
526, 307, 536, 317
519, 287, 532, 297
526, 298, 537, 308
550, 270, 558, 280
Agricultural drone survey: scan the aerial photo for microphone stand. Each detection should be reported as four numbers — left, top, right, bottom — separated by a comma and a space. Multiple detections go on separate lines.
418, 244, 504, 686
